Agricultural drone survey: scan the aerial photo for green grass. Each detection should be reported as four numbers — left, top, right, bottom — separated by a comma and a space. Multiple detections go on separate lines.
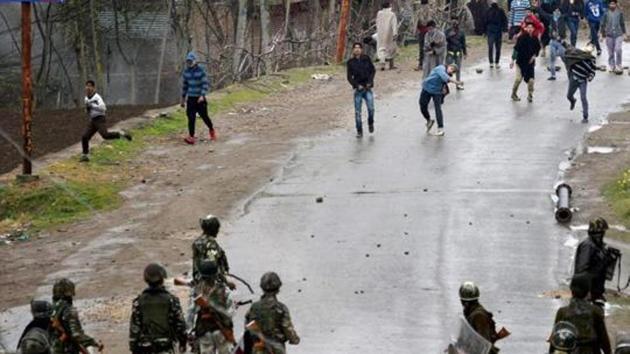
0, 64, 342, 236
603, 169, 630, 243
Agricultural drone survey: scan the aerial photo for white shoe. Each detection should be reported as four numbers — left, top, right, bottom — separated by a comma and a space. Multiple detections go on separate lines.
432, 128, 445, 136
495, 64, 501, 69
425, 119, 435, 132
490, 63, 495, 69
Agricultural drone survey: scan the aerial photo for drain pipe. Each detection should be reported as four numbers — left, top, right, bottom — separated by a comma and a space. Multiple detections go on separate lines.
555, 183, 573, 223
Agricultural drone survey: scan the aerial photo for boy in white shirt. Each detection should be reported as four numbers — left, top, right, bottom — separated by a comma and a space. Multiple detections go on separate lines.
81, 80, 131, 162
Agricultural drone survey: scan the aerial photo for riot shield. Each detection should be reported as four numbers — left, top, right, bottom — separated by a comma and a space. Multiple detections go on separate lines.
447, 317, 492, 354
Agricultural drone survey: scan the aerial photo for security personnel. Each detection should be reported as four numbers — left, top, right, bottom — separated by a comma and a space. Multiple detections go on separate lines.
550, 321, 578, 354
574, 217, 616, 306
550, 274, 612, 354
192, 260, 234, 354
459, 282, 500, 354
17, 300, 52, 354
50, 278, 102, 354
245, 272, 300, 354
192, 215, 234, 289
129, 263, 187, 354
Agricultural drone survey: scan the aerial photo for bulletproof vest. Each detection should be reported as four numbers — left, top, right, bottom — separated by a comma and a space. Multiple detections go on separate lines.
565, 300, 597, 344
251, 299, 286, 343
20, 327, 50, 354
137, 292, 173, 342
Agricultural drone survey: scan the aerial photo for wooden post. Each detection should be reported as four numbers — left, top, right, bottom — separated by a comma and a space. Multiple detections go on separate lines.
21, 1, 33, 175
335, 0, 350, 64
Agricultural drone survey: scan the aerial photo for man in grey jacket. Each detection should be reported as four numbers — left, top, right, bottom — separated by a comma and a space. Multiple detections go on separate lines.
601, 0, 627, 73
423, 20, 447, 78
81, 80, 132, 162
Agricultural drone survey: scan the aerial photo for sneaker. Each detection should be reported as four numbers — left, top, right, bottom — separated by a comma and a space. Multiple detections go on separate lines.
184, 136, 196, 145
569, 97, 576, 110
432, 128, 445, 136
582, 117, 589, 123
209, 129, 217, 141
489, 63, 495, 69
368, 124, 374, 133
79, 154, 90, 162
425, 119, 435, 132
511, 93, 521, 102
527, 94, 533, 103
495, 64, 501, 69
547, 76, 556, 81
356, 129, 363, 138
121, 130, 132, 141
456, 84, 464, 90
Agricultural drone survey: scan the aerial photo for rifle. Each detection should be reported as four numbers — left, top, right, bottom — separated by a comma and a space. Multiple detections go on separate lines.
194, 295, 236, 344
50, 317, 104, 354
174, 276, 193, 287
495, 327, 511, 341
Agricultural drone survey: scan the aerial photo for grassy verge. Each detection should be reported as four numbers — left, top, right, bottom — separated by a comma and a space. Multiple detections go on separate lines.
603, 168, 630, 243
0, 65, 340, 237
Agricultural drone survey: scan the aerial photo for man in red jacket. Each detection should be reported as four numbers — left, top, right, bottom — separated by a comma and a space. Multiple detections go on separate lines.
519, 8, 546, 39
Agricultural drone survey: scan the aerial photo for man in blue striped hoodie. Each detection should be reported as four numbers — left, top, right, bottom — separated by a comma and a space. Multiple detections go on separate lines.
181, 52, 215, 144
509, 0, 531, 39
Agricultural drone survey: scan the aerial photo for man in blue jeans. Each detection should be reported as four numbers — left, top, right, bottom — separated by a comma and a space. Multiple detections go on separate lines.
561, 0, 584, 46
346, 42, 376, 137
419, 64, 462, 136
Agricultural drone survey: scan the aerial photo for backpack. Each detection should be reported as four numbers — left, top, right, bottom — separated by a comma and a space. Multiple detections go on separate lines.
19, 327, 50, 354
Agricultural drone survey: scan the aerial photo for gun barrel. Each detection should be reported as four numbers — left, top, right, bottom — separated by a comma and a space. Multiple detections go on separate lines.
555, 183, 573, 223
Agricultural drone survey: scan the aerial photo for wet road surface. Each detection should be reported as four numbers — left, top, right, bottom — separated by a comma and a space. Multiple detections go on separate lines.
2, 50, 630, 352
224, 52, 630, 353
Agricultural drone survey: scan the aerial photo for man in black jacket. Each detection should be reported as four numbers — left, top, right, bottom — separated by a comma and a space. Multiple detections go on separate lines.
446, 18, 467, 89
347, 42, 376, 137
485, 0, 508, 68
510, 22, 541, 102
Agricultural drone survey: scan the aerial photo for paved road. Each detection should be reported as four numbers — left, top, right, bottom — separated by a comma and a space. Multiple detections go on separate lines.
224, 51, 630, 353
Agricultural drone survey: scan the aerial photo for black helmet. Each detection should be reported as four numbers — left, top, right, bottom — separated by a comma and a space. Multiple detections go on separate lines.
588, 217, 609, 235
52, 278, 75, 299
199, 260, 218, 279
30, 300, 52, 319
570, 274, 591, 299
200, 214, 221, 236
551, 321, 577, 351
144, 263, 167, 285
260, 272, 282, 292
459, 281, 480, 301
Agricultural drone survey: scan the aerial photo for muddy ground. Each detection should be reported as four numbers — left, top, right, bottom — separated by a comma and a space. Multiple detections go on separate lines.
0, 105, 163, 175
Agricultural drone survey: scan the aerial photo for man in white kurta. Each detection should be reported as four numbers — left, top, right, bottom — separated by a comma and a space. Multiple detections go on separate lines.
376, 2, 398, 70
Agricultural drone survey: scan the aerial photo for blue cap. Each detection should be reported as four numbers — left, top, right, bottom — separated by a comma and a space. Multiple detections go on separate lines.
186, 52, 196, 62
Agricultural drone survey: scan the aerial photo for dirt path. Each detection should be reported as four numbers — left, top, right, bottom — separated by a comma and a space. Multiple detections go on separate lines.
1, 45, 497, 351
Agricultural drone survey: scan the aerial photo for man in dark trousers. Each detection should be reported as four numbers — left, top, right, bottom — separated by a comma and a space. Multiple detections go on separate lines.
81, 80, 132, 162
419, 64, 462, 137
484, 0, 508, 68
549, 274, 612, 354
346, 42, 376, 138
459, 282, 502, 354
510, 21, 541, 102
181, 52, 216, 145
564, 43, 597, 123
574, 217, 618, 307
446, 17, 467, 90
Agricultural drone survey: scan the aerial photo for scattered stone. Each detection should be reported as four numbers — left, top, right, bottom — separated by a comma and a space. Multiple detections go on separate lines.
298, 289, 302, 293
141, 179, 147, 183
404, 232, 408, 235
475, 68, 483, 74
376, 244, 381, 248
404, 251, 410, 255
468, 222, 473, 226
365, 254, 370, 258
404, 213, 408, 217
526, 220, 531, 224
302, 278, 307, 281
359, 290, 364, 294
180, 252, 185, 257
423, 188, 428, 192
311, 73, 332, 80
316, 197, 324, 203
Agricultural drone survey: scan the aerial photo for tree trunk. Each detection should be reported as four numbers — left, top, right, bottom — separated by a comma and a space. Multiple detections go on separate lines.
233, 0, 248, 81
89, 0, 105, 93
284, 0, 291, 37
155, 0, 173, 104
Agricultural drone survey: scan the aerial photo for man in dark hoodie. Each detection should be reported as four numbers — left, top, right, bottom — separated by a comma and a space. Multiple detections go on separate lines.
446, 17, 467, 89
17, 301, 52, 354
485, 0, 508, 68
510, 22, 541, 102
561, 0, 585, 46
564, 43, 597, 123
346, 42, 376, 137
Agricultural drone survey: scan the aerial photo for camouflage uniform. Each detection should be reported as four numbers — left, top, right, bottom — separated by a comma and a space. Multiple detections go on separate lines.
464, 303, 500, 354
245, 294, 300, 354
552, 298, 612, 354
193, 279, 234, 354
50, 300, 98, 354
192, 234, 229, 283
129, 286, 187, 354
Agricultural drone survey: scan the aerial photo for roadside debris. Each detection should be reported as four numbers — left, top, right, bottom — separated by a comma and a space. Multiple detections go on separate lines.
311, 74, 332, 81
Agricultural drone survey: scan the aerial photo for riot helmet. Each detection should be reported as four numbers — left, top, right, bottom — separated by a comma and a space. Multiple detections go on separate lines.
551, 321, 578, 351
588, 217, 608, 244
144, 263, 167, 286
260, 272, 282, 293
30, 300, 52, 319
52, 278, 75, 300
200, 214, 221, 236
459, 281, 480, 302
199, 260, 218, 279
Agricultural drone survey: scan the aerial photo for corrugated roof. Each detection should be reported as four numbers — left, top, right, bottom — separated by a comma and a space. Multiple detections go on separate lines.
98, 10, 170, 40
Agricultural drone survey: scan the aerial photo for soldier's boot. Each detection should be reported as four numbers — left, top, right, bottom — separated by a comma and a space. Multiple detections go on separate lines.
527, 79, 535, 102
511, 80, 521, 101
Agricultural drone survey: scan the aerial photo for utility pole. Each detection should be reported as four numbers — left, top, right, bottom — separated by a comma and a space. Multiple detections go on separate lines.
335, 0, 350, 64
21, 1, 33, 176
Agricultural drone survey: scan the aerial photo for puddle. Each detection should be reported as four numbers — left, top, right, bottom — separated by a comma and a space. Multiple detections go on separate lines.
586, 146, 617, 154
